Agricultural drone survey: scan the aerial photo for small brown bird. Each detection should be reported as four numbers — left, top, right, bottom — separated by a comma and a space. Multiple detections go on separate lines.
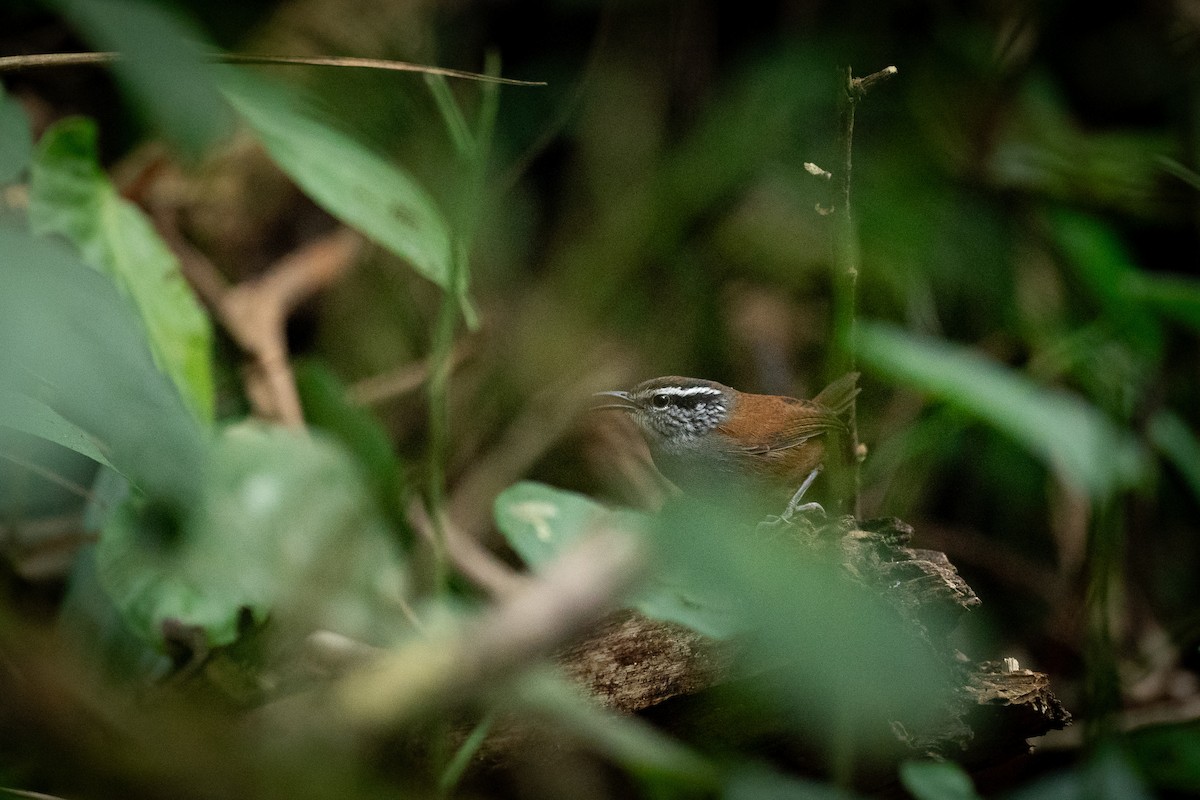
595, 373, 859, 518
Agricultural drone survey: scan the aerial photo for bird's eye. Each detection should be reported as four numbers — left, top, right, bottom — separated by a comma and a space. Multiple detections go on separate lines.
652, 394, 671, 409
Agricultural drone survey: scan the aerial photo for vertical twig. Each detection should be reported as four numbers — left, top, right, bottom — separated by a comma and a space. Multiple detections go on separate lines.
825, 65, 897, 792
826, 64, 897, 519
423, 55, 503, 593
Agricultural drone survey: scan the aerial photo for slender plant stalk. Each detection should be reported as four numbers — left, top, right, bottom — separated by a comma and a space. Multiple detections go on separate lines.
0, 51, 543, 86
826, 65, 896, 520
424, 55, 503, 593
438, 713, 496, 796
1083, 495, 1124, 742
825, 65, 896, 790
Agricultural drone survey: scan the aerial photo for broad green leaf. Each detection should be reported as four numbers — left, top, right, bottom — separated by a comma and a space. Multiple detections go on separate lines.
0, 389, 115, 471
494, 482, 738, 638
899, 760, 981, 800
0, 224, 206, 505
218, 69, 455, 295
49, 0, 231, 156
96, 424, 409, 650
856, 323, 1147, 498
651, 498, 952, 746
0, 83, 32, 184
29, 118, 215, 422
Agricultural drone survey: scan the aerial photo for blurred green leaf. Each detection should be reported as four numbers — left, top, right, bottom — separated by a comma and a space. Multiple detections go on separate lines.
1127, 720, 1200, 793
0, 223, 206, 505
295, 359, 408, 533
0, 389, 116, 472
96, 424, 409, 650
1047, 209, 1163, 358
1148, 411, 1200, 505
856, 323, 1147, 498
29, 117, 215, 422
724, 765, 859, 799
510, 668, 718, 789
899, 760, 981, 800
218, 69, 456, 296
49, 0, 232, 156
0, 83, 32, 184
1125, 272, 1200, 333
1007, 743, 1153, 800
494, 482, 738, 638
652, 499, 953, 746
988, 81, 1176, 220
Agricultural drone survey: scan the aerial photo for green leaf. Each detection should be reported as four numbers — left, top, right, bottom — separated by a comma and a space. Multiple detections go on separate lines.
96, 424, 409, 650
28, 117, 215, 423
899, 761, 982, 800
294, 360, 408, 532
49, 0, 232, 156
0, 83, 32, 184
651, 499, 953, 745
0, 389, 116, 472
218, 69, 455, 294
856, 323, 1147, 498
1125, 272, 1200, 333
0, 223, 206, 506
493, 482, 739, 638
1048, 210, 1163, 356
1148, 412, 1200, 505
1128, 720, 1200, 793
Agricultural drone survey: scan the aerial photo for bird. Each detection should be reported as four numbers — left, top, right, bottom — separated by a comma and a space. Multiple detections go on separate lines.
594, 373, 859, 520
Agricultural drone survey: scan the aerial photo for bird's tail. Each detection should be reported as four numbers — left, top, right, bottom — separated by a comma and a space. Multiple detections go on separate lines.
813, 372, 860, 416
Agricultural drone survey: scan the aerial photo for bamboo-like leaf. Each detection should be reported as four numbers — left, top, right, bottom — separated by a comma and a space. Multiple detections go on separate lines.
856, 322, 1147, 498
219, 69, 455, 293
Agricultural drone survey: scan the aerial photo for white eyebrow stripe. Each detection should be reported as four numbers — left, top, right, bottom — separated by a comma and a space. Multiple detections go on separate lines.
649, 386, 723, 397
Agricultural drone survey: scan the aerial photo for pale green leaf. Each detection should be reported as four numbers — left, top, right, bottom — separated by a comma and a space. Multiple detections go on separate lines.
0, 83, 32, 184
28, 117, 215, 422
96, 424, 409, 650
0, 223, 206, 505
494, 482, 738, 638
899, 761, 982, 800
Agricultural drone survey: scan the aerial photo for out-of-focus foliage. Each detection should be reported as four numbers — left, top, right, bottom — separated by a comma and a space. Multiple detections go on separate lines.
29, 117, 215, 421
96, 423, 409, 650
2, 0, 1200, 798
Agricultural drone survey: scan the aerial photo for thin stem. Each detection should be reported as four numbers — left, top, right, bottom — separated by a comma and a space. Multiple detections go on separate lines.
825, 64, 896, 518
1083, 495, 1123, 743
437, 713, 496, 795
0, 51, 544, 86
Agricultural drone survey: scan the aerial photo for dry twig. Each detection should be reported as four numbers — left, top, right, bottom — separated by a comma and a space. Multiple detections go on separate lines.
154, 208, 361, 427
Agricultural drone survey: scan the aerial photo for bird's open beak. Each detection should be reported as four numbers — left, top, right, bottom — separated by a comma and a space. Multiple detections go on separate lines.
592, 390, 637, 411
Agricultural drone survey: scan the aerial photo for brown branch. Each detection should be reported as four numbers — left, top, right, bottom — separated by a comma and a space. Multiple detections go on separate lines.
335, 525, 645, 730
0, 51, 545, 87
153, 207, 360, 427
408, 498, 528, 599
